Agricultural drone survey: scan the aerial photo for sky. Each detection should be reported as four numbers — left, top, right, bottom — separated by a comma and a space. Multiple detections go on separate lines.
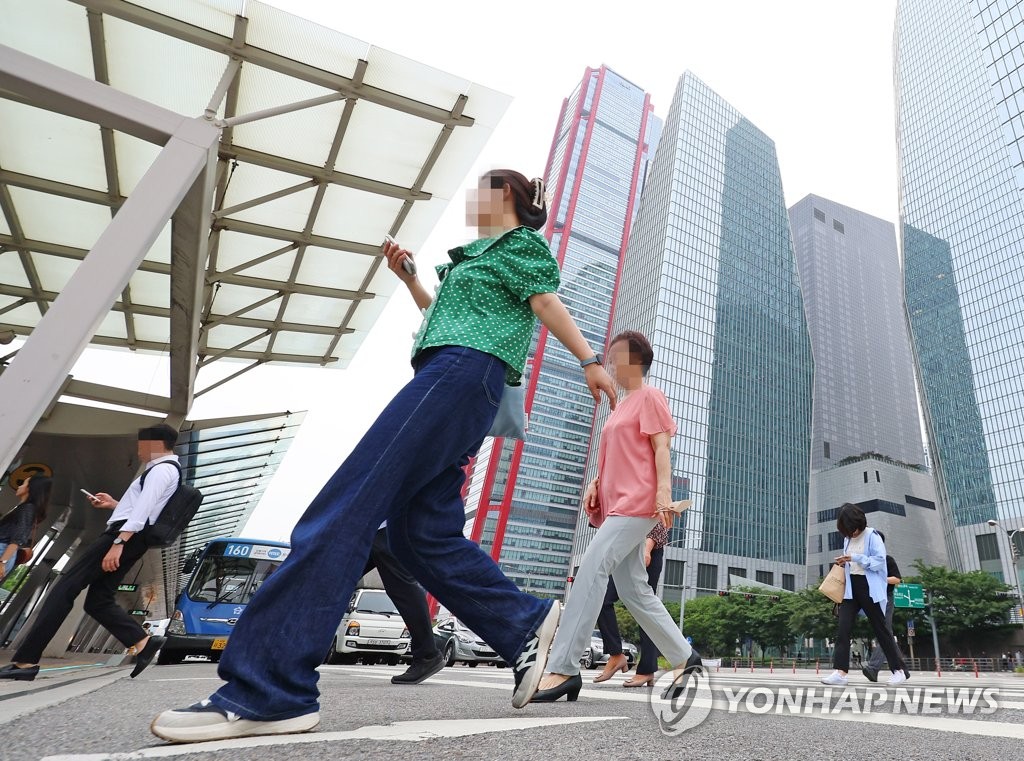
17, 0, 904, 541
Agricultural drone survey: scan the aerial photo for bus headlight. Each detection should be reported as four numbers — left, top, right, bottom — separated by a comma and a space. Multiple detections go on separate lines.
168, 610, 186, 635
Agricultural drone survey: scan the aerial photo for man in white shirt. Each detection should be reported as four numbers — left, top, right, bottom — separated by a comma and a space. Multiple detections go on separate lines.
0, 425, 180, 682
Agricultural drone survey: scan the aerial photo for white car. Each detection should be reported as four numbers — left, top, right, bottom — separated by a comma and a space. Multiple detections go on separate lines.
143, 618, 170, 637
326, 588, 410, 665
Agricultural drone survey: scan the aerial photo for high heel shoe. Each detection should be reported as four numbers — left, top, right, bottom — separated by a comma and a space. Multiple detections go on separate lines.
660, 650, 703, 700
531, 673, 583, 703
623, 673, 655, 688
592, 654, 628, 683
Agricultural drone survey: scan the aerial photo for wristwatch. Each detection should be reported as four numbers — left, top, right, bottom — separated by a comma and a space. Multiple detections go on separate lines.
580, 354, 602, 368
112, 536, 126, 546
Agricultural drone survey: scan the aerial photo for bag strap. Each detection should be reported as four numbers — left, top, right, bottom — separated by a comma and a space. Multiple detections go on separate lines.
139, 460, 183, 488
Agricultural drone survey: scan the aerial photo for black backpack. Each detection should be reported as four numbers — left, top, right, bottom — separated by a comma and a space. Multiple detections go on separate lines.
138, 460, 203, 547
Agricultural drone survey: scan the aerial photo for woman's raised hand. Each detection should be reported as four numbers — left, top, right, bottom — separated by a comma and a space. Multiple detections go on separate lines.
383, 239, 417, 284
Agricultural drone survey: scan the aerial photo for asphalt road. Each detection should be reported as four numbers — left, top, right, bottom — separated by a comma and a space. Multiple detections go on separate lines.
1, 660, 1022, 760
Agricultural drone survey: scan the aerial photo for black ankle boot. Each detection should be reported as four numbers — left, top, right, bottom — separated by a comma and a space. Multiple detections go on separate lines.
0, 663, 39, 681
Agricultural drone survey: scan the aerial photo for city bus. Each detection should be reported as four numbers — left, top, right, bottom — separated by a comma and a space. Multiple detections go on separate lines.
158, 537, 290, 665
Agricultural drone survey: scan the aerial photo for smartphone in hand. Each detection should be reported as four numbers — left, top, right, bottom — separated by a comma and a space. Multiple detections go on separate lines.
384, 235, 416, 276
80, 488, 97, 501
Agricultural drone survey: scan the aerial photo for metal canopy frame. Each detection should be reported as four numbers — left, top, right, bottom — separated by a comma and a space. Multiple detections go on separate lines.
0, 0, 510, 470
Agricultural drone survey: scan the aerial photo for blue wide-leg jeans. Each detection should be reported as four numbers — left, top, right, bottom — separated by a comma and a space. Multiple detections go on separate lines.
209, 346, 551, 720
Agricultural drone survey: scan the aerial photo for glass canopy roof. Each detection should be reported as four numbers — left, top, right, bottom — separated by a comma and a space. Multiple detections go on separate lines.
0, 0, 510, 372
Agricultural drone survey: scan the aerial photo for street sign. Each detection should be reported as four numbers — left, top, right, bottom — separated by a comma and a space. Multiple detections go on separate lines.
129, 609, 149, 616
116, 583, 138, 593
893, 583, 925, 609
907, 619, 915, 637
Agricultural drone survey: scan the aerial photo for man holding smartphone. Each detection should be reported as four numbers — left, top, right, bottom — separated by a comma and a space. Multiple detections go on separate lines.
0, 425, 180, 682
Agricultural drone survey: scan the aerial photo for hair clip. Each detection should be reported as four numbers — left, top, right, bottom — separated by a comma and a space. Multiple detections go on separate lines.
531, 177, 546, 209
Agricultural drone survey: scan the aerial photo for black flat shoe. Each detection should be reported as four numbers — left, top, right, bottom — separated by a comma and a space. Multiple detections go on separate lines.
391, 653, 445, 685
0, 663, 39, 681
661, 650, 703, 700
530, 673, 583, 703
130, 636, 166, 678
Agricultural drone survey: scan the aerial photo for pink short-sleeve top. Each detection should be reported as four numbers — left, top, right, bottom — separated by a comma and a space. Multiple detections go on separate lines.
595, 384, 677, 526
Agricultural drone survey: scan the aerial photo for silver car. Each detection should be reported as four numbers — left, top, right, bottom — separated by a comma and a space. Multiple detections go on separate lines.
581, 628, 638, 669
433, 618, 508, 667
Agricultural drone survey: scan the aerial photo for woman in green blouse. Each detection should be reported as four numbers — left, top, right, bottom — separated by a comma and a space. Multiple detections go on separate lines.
152, 169, 617, 743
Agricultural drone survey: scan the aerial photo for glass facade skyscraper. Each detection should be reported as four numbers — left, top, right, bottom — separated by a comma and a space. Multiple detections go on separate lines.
572, 72, 813, 600
896, 0, 1024, 586
464, 66, 661, 594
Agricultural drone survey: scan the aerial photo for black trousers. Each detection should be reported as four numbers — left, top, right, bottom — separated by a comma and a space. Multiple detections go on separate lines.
367, 528, 438, 661
14, 523, 149, 664
834, 574, 905, 673
596, 547, 664, 674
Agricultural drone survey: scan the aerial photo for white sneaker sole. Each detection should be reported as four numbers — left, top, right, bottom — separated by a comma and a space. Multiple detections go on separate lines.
151, 711, 320, 743
511, 601, 561, 709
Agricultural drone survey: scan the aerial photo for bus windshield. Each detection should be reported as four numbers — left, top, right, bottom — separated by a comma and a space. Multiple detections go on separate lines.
186, 552, 283, 606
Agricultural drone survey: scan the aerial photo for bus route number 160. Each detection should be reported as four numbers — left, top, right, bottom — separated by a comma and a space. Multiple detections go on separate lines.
224, 544, 252, 558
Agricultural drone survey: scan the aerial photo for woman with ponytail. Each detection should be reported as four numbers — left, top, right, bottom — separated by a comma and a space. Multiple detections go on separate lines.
152, 169, 618, 743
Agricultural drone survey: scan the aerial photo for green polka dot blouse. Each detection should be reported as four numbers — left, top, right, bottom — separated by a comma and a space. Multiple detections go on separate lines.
411, 226, 560, 384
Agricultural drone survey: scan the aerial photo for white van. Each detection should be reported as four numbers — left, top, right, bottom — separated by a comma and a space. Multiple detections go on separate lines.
326, 587, 410, 665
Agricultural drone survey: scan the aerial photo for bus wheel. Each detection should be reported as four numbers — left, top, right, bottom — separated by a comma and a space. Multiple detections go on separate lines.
157, 651, 184, 666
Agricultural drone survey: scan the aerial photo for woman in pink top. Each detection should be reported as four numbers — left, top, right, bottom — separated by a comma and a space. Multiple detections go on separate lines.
528, 331, 703, 704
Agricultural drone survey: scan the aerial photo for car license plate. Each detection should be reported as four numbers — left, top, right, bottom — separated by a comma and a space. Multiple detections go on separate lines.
366, 639, 393, 646
211, 638, 228, 650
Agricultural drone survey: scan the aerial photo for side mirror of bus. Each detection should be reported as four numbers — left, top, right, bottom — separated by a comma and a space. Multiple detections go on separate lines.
181, 549, 201, 576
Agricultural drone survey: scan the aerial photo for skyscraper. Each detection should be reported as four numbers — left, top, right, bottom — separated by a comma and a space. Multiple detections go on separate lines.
789, 195, 945, 579
464, 66, 662, 594
895, 0, 1024, 589
573, 72, 814, 601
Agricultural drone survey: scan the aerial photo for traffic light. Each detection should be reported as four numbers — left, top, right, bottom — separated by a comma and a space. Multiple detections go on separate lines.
743, 593, 754, 601
566, 576, 574, 583
717, 590, 729, 597
769, 595, 781, 603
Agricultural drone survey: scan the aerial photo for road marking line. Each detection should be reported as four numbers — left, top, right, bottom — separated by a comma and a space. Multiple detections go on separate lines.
39, 716, 630, 760
0, 670, 129, 725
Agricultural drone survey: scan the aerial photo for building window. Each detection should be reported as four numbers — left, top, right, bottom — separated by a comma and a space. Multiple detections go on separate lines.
756, 570, 774, 586
828, 532, 844, 551
864, 471, 869, 483
905, 495, 936, 509
816, 534, 823, 553
823, 441, 831, 459
876, 470, 881, 482
833, 219, 845, 233
728, 567, 747, 585
782, 573, 796, 592
664, 559, 685, 587
976, 532, 1000, 563
696, 563, 718, 595
813, 208, 826, 222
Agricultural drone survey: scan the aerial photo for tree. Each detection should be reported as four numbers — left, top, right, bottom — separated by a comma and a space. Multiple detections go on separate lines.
905, 561, 1016, 654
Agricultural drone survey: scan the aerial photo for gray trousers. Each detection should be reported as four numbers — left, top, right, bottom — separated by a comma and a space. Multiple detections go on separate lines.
547, 515, 692, 675
867, 595, 906, 670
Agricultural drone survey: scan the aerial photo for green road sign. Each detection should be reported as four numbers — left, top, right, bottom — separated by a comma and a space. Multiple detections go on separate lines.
116, 583, 138, 593
894, 583, 925, 609
129, 609, 149, 616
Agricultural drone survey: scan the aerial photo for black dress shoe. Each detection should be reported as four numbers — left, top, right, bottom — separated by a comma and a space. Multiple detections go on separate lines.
0, 663, 39, 681
391, 653, 445, 685
661, 650, 703, 700
861, 665, 879, 683
130, 635, 166, 678
530, 673, 583, 703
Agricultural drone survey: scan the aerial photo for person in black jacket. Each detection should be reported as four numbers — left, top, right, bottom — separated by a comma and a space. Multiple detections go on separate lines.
861, 530, 906, 682
0, 475, 51, 579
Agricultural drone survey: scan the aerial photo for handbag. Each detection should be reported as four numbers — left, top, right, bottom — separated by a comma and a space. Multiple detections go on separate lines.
487, 382, 526, 440
15, 516, 37, 567
818, 562, 846, 604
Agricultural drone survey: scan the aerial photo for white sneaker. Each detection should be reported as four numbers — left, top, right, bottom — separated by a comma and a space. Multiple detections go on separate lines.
151, 699, 320, 743
511, 601, 561, 709
887, 670, 909, 686
820, 670, 848, 686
